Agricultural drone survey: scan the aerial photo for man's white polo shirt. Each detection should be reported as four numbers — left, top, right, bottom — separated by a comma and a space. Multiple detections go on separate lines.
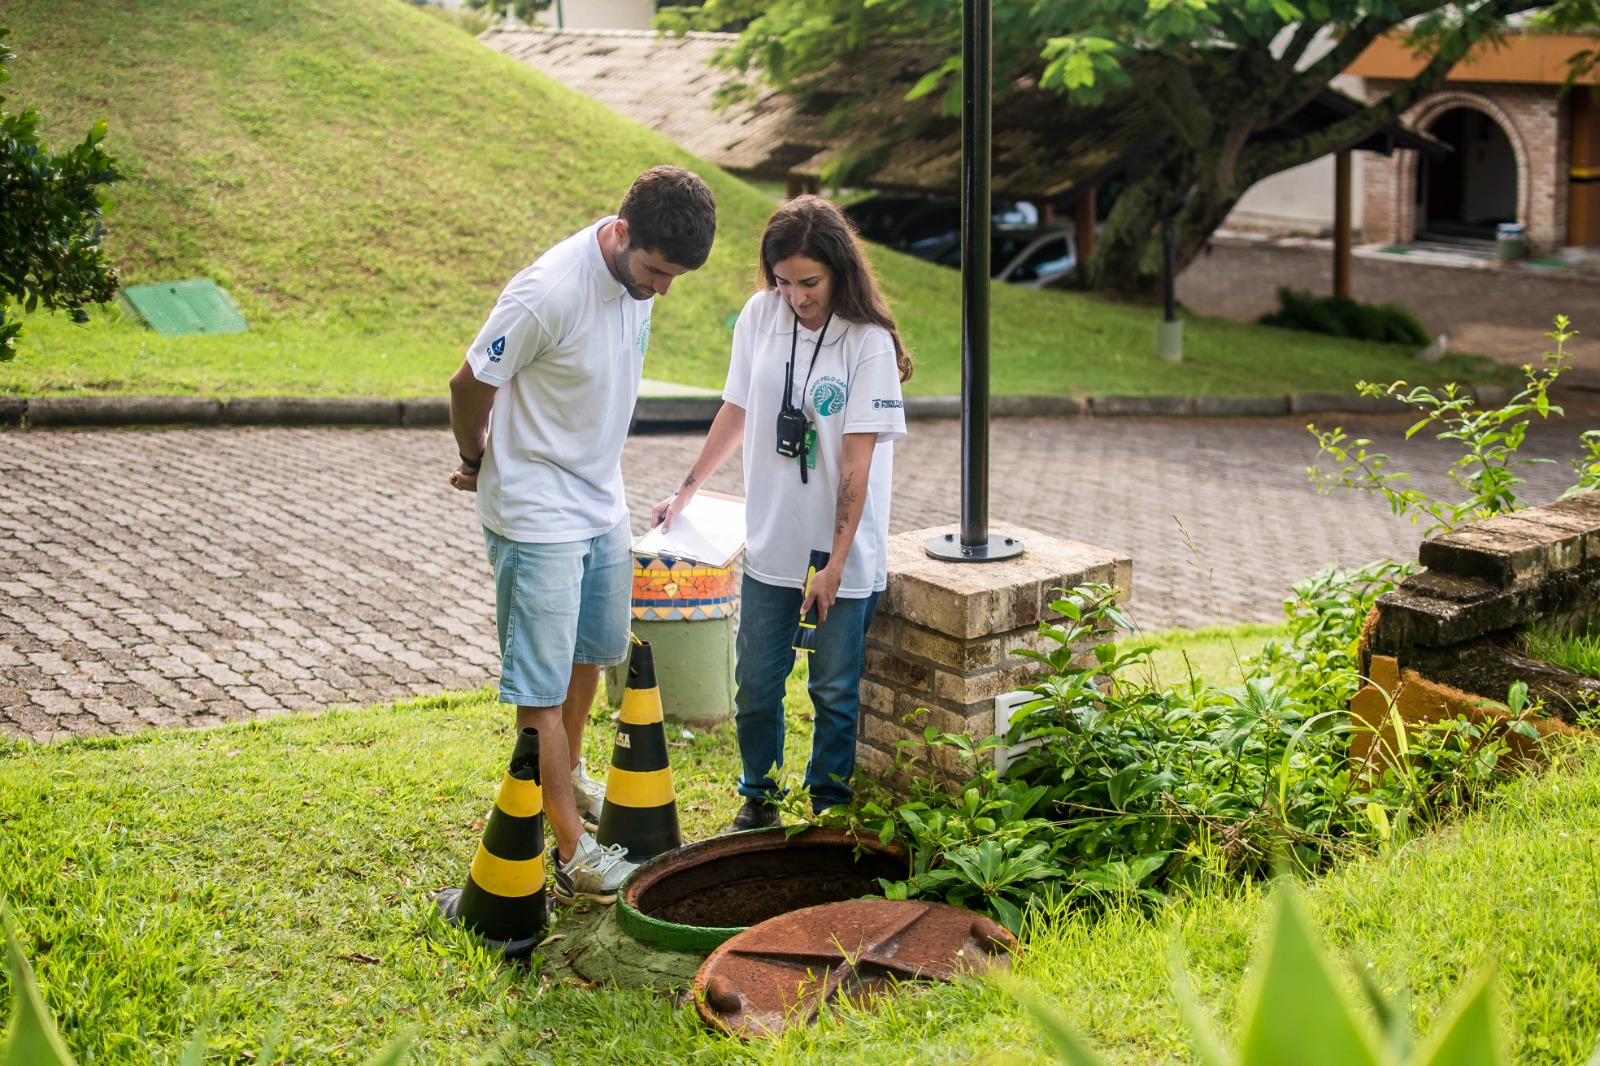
466, 216, 651, 543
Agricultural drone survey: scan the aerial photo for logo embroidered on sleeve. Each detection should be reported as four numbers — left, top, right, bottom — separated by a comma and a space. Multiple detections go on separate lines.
487, 335, 506, 363
872, 398, 904, 409
637, 319, 651, 355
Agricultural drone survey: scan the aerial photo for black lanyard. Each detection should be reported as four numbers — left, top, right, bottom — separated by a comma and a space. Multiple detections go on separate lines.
783, 310, 833, 416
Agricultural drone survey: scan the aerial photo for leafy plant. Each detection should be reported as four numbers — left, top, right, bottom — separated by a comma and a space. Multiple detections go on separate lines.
0, 28, 120, 359
1308, 316, 1584, 536
1, 908, 411, 1066
842, 581, 1531, 934
1566, 429, 1600, 499
1005, 880, 1590, 1066
1260, 287, 1431, 347
1250, 559, 1415, 715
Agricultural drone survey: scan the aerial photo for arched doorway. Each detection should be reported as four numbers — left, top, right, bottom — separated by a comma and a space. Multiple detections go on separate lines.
1415, 106, 1519, 244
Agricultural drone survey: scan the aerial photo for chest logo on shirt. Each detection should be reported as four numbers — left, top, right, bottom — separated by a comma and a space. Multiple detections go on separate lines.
487, 335, 506, 363
637, 319, 651, 355
811, 376, 846, 416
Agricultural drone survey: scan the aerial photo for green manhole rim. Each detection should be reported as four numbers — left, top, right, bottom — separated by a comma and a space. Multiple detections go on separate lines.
614, 826, 907, 956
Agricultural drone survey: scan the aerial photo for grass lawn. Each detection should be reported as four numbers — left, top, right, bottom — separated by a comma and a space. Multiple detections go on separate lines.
0, 0, 1511, 400
5, 622, 1599, 1064
1132, 622, 1284, 689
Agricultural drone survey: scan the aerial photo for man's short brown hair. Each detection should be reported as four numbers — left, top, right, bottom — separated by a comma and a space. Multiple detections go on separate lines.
618, 166, 717, 270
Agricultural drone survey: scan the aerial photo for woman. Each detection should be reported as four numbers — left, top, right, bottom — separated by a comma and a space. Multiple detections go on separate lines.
653, 195, 912, 830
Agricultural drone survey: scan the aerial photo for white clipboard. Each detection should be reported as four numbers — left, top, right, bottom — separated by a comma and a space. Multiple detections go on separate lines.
632, 490, 746, 568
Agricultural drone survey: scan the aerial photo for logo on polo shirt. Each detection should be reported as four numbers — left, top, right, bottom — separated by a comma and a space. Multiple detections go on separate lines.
487, 335, 506, 363
637, 319, 651, 355
812, 376, 846, 416
872, 398, 903, 409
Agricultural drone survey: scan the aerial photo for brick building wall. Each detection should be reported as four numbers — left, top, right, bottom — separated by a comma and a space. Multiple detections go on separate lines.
1362, 79, 1570, 255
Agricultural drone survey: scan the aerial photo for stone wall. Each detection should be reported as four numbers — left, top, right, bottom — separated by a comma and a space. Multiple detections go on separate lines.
1353, 492, 1600, 754
857, 522, 1132, 784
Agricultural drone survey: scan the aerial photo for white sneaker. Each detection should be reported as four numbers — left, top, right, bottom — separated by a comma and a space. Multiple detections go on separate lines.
572, 758, 605, 829
551, 833, 637, 905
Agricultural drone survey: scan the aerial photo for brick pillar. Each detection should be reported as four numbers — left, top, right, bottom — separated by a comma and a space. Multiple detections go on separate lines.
857, 522, 1132, 784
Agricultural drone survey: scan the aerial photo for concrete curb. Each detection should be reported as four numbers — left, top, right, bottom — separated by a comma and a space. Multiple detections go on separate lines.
400, 396, 450, 427
27, 395, 223, 427
0, 388, 1520, 429
632, 396, 723, 428
221, 397, 401, 426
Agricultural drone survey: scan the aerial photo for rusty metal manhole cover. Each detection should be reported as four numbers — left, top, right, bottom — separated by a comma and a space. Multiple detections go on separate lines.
693, 899, 1018, 1039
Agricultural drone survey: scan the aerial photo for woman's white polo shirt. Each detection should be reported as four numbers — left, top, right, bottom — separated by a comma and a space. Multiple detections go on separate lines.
724, 289, 907, 596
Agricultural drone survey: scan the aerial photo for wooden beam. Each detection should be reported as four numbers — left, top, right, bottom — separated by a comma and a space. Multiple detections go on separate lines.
1074, 187, 1096, 263
1334, 149, 1352, 298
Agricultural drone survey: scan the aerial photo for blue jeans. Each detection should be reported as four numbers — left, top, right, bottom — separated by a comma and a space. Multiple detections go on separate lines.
734, 575, 881, 812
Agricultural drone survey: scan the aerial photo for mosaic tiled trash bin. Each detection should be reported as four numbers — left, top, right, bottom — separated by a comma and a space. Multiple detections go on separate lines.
605, 554, 736, 724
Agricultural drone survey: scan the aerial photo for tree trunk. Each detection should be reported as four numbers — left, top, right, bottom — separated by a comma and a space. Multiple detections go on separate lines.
1078, 147, 1240, 296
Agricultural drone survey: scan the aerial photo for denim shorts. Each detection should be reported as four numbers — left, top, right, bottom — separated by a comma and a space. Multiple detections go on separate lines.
482, 520, 633, 707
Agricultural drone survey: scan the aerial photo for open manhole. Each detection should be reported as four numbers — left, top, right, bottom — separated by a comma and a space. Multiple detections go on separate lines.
616, 826, 907, 955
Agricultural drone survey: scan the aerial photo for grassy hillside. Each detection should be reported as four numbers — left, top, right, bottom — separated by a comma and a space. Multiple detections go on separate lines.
0, 0, 1504, 398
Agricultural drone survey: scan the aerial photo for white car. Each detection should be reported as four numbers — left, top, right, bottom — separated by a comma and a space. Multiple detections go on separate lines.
928, 228, 1078, 288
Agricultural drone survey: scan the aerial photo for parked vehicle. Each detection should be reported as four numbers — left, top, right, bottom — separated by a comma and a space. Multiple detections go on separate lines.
844, 195, 1039, 256
926, 227, 1077, 288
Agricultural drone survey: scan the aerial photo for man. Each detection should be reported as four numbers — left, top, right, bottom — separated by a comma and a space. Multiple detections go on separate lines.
448, 165, 716, 904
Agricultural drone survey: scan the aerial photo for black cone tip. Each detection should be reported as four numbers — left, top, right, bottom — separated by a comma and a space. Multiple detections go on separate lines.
627, 640, 657, 691
509, 726, 541, 781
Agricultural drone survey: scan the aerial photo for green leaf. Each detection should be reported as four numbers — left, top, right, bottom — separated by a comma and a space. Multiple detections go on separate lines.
1, 908, 80, 1066
1235, 888, 1383, 1066
1412, 966, 1504, 1066
991, 895, 1024, 935
999, 975, 1113, 1066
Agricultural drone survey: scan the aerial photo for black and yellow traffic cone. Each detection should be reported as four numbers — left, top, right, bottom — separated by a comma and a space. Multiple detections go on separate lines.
596, 639, 681, 862
435, 726, 549, 959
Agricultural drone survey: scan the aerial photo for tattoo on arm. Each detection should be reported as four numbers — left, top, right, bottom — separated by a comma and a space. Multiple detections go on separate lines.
834, 473, 858, 536
681, 474, 697, 491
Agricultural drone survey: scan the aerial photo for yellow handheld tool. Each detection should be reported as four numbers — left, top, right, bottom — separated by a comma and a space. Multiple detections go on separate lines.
792, 550, 831, 654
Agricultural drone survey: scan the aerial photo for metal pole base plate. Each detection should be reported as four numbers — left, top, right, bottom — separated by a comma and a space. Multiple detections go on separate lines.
924, 532, 1024, 562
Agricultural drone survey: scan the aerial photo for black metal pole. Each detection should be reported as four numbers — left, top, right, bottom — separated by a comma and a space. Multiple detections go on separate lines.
961, 0, 991, 548
926, 0, 1020, 563
1162, 217, 1176, 322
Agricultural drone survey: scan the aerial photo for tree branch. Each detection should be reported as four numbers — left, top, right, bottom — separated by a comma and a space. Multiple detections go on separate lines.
1243, 0, 1554, 182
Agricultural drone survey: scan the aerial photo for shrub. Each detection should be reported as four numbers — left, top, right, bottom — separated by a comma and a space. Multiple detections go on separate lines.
840, 579, 1535, 933
0, 29, 120, 359
1260, 287, 1431, 347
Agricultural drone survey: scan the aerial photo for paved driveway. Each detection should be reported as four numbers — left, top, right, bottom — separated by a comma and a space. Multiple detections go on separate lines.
1179, 239, 1600, 372
3, 404, 1593, 741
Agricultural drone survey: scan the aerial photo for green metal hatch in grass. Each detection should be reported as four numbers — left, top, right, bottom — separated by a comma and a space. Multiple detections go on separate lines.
121, 279, 249, 336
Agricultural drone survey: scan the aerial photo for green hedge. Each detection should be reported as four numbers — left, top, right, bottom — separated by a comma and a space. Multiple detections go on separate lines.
1260, 287, 1432, 346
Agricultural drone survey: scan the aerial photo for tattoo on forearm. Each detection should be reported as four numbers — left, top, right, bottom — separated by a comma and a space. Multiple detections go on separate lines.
681, 474, 697, 490
834, 473, 858, 536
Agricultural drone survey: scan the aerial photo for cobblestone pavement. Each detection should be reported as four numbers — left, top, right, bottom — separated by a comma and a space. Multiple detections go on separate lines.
1179, 240, 1600, 370
3, 404, 1594, 740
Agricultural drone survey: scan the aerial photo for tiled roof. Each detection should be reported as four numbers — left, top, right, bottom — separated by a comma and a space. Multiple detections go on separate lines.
480, 28, 828, 179
482, 27, 1438, 200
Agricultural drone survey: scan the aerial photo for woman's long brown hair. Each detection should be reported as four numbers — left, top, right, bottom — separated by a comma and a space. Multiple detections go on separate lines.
758, 195, 913, 382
